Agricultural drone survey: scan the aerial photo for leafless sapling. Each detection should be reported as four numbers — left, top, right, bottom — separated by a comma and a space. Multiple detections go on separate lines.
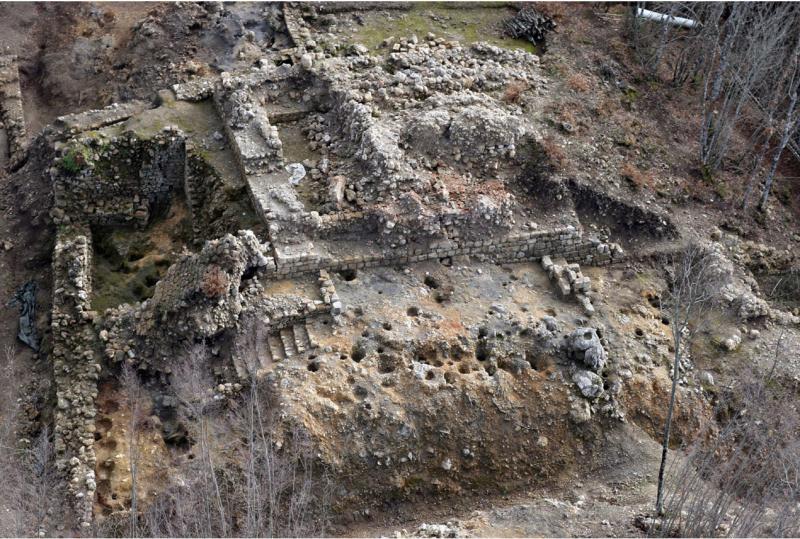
655, 244, 719, 515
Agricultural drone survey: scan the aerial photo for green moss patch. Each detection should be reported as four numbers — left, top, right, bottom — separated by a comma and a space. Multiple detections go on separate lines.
91, 199, 193, 312
351, 4, 539, 54
92, 253, 168, 313
59, 143, 93, 175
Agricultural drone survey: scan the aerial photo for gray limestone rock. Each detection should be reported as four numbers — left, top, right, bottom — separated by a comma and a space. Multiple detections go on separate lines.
572, 369, 604, 399
566, 327, 607, 371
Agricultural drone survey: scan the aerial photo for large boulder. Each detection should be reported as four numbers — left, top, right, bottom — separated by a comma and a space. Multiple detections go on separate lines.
566, 327, 607, 371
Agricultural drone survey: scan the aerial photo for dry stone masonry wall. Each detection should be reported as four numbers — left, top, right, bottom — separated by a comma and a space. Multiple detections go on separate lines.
0, 54, 26, 170
271, 226, 623, 278
51, 130, 186, 228
51, 228, 99, 530
201, 39, 625, 282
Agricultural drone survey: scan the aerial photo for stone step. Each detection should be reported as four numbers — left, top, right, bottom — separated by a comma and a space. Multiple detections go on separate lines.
259, 336, 274, 370
292, 323, 311, 354
279, 327, 297, 357
267, 333, 285, 362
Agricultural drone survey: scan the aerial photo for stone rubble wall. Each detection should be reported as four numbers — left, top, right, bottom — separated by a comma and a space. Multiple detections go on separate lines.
318, 269, 342, 315
97, 231, 274, 370
313, 194, 516, 246
0, 55, 27, 169
404, 104, 530, 174
252, 298, 328, 333
184, 150, 227, 237
215, 72, 285, 177
207, 53, 540, 251
135, 231, 272, 339
316, 210, 381, 239
439, 196, 517, 242
268, 226, 623, 278
51, 131, 186, 228
541, 255, 596, 316
214, 67, 301, 252
172, 79, 217, 102
51, 227, 99, 530
327, 82, 416, 204
282, 4, 309, 48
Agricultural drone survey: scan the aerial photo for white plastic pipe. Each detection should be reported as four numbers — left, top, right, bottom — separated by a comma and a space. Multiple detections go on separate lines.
636, 7, 698, 29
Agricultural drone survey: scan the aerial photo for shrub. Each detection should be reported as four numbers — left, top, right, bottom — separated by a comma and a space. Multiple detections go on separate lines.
534, 2, 566, 21
502, 80, 528, 104
540, 136, 568, 171
621, 163, 654, 191
566, 73, 592, 93
200, 266, 229, 298
59, 145, 90, 174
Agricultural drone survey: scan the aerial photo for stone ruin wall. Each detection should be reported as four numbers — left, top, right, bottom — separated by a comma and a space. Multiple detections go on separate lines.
205, 64, 624, 275
183, 151, 228, 237
53, 101, 151, 137
51, 227, 99, 530
0, 54, 27, 170
213, 68, 288, 178
326, 82, 416, 204
282, 3, 308, 47
269, 226, 622, 278
51, 131, 186, 229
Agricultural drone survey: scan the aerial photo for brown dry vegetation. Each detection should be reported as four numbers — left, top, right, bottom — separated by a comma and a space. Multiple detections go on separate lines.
540, 136, 568, 171
566, 73, 592, 93
533, 1, 567, 22
621, 162, 654, 191
501, 80, 528, 104
200, 266, 229, 298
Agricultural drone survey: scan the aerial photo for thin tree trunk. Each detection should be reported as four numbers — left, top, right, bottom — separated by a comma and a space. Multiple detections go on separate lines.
649, 3, 678, 77
656, 330, 682, 515
760, 92, 799, 210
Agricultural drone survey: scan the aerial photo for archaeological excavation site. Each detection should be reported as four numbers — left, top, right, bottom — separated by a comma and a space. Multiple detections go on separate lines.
1, 2, 800, 537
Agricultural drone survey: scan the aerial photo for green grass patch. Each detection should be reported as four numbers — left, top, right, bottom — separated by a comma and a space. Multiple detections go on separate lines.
92, 251, 167, 313
351, 4, 539, 54
59, 144, 92, 175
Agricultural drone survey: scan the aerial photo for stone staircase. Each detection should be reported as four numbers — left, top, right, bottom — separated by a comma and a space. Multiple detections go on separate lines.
233, 321, 315, 379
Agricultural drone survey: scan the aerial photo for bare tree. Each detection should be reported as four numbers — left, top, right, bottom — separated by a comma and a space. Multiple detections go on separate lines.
670, 4, 721, 87
627, 3, 800, 180
759, 42, 800, 210
171, 342, 230, 537
0, 345, 61, 537
657, 338, 800, 537
655, 244, 719, 515
127, 338, 331, 537
695, 4, 796, 173
234, 339, 331, 538
121, 363, 145, 538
